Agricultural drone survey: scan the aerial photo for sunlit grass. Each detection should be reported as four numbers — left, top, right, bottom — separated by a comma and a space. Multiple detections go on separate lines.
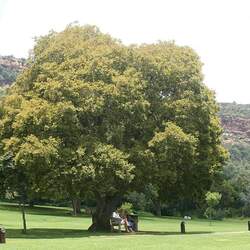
1, 202, 250, 250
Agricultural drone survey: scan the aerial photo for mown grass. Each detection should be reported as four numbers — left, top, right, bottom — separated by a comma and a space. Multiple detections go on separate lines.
1, 202, 250, 250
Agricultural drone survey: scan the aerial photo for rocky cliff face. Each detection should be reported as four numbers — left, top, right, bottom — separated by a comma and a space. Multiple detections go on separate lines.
219, 103, 250, 145
0, 55, 26, 85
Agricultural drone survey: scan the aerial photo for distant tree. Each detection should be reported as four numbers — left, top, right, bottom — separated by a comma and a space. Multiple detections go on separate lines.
205, 191, 222, 224
214, 143, 250, 214
0, 65, 19, 85
126, 191, 147, 211
0, 134, 60, 233
220, 102, 250, 119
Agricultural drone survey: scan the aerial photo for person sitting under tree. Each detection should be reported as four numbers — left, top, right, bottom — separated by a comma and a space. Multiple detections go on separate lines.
126, 217, 135, 232
112, 209, 130, 232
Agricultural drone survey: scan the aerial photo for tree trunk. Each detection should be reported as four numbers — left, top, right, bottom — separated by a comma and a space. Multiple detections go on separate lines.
88, 196, 121, 232
154, 200, 161, 216
72, 198, 81, 216
29, 200, 34, 208
19, 199, 27, 234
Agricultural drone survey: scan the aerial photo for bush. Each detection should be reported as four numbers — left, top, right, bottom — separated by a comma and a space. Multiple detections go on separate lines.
126, 191, 147, 211
224, 208, 240, 218
119, 202, 133, 215
212, 209, 225, 220
205, 207, 225, 220
242, 205, 250, 217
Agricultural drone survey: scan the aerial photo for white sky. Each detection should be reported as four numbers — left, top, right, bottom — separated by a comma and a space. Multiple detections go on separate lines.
0, 0, 250, 103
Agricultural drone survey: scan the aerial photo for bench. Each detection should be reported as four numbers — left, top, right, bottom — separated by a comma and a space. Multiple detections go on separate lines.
110, 214, 139, 232
110, 218, 122, 232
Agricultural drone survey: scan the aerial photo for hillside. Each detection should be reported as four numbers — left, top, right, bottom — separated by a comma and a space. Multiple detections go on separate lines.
219, 103, 250, 145
0, 55, 26, 85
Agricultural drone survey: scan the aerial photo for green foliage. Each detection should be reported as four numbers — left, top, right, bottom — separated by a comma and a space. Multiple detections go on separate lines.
204, 207, 225, 220
215, 143, 250, 214
227, 143, 250, 163
87, 143, 135, 197
205, 192, 222, 222
0, 86, 7, 98
0, 56, 25, 86
204, 207, 216, 219
135, 42, 227, 206
119, 202, 133, 215
220, 102, 250, 119
0, 65, 18, 85
0, 24, 226, 229
126, 191, 147, 211
205, 192, 222, 208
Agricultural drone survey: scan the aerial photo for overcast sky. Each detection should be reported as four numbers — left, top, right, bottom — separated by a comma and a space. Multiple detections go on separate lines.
0, 0, 250, 103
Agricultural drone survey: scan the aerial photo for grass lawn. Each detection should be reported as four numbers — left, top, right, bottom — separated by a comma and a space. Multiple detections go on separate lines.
1, 202, 250, 250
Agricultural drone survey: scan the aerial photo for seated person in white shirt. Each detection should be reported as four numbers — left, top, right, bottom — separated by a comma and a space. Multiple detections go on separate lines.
112, 209, 129, 232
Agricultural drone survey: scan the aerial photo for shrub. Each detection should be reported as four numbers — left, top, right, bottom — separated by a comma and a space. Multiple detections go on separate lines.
119, 202, 133, 215
126, 191, 147, 211
212, 209, 225, 220
242, 205, 250, 217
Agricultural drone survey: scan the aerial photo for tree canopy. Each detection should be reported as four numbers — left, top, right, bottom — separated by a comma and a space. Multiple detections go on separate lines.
0, 24, 227, 231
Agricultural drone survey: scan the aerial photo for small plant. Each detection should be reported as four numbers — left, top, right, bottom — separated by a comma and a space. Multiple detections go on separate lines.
204, 191, 222, 225
119, 202, 133, 215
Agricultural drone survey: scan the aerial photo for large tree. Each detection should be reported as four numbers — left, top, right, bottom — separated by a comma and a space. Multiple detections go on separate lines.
0, 24, 227, 231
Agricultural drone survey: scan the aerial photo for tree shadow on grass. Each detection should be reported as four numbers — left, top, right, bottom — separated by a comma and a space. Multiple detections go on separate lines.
6, 228, 213, 239
6, 228, 93, 239
0, 203, 90, 218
